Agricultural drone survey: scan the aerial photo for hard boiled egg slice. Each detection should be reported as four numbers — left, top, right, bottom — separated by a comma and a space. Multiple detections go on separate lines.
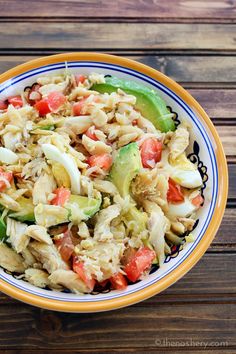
169, 153, 202, 189
167, 197, 197, 218
42, 144, 81, 194
171, 169, 202, 189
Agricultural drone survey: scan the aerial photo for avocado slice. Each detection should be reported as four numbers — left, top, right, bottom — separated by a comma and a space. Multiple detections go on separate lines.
91, 76, 175, 132
0, 215, 7, 241
9, 197, 35, 222
66, 195, 101, 219
110, 142, 142, 198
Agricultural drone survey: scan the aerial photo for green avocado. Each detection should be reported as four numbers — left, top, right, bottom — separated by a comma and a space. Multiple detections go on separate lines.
66, 195, 101, 218
0, 215, 6, 241
110, 142, 142, 197
91, 76, 175, 132
9, 197, 35, 222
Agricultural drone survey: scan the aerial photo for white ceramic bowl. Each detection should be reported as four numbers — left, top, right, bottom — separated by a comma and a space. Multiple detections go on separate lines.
0, 53, 228, 312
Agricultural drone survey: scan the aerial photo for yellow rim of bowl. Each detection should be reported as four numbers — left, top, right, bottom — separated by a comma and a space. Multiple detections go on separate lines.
0, 53, 228, 312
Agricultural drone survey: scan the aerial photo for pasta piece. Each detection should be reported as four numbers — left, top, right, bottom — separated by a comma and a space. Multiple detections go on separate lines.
90, 107, 108, 127
64, 116, 92, 134
82, 134, 112, 155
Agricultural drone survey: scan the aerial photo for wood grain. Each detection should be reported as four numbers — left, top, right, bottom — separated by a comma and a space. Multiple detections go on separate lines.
0, 0, 235, 21
1, 351, 234, 354
0, 23, 235, 50
216, 126, 236, 159
0, 55, 236, 85
0, 301, 234, 350
0, 2, 235, 351
0, 351, 235, 354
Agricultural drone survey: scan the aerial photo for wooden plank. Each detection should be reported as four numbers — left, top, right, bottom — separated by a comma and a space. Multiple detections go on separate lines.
1, 352, 234, 354
138, 55, 236, 83
1, 351, 235, 354
0, 301, 234, 350
0, 0, 235, 20
0, 253, 235, 305
0, 23, 235, 50
188, 89, 236, 119
0, 55, 236, 85
214, 208, 236, 246
216, 126, 236, 159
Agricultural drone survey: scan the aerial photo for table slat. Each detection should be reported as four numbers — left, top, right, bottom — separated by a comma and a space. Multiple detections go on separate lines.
0, 23, 235, 50
0, 0, 235, 20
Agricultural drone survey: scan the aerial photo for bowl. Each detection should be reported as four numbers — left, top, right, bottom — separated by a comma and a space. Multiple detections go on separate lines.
0, 53, 228, 312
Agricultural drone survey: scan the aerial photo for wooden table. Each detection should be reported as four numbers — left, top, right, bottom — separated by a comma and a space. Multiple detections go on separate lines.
0, 1, 235, 353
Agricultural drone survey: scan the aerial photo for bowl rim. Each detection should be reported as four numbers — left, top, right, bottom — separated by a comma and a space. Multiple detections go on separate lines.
0, 52, 228, 312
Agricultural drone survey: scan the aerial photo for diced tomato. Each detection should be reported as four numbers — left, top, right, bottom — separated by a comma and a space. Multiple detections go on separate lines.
124, 247, 156, 282
34, 91, 66, 116
0, 100, 8, 110
140, 138, 162, 168
132, 119, 138, 126
34, 99, 51, 115
54, 230, 74, 262
51, 187, 71, 207
191, 194, 204, 208
110, 273, 127, 290
72, 98, 87, 116
85, 126, 99, 141
0, 168, 13, 192
8, 95, 23, 108
47, 91, 66, 111
87, 153, 112, 171
75, 74, 86, 85
73, 257, 95, 291
167, 178, 184, 204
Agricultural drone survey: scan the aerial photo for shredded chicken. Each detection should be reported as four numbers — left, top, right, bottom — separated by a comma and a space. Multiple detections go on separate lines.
6, 218, 29, 253
132, 169, 168, 209
33, 172, 56, 205
26, 225, 52, 245
94, 204, 121, 242
0, 243, 26, 273
24, 268, 49, 288
168, 126, 189, 161
28, 241, 69, 273
144, 201, 170, 266
34, 204, 69, 228
49, 269, 89, 293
